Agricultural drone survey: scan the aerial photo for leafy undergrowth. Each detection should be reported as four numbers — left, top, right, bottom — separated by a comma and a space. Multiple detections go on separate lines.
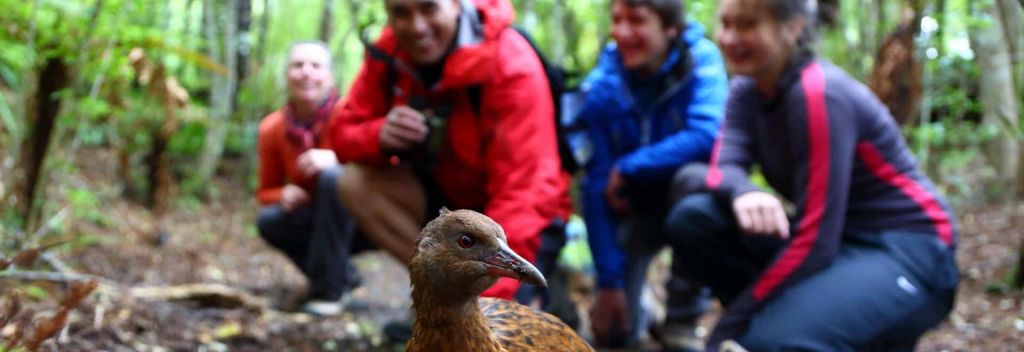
2, 147, 1022, 351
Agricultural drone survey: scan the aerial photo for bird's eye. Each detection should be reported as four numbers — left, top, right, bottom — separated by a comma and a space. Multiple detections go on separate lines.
457, 234, 475, 249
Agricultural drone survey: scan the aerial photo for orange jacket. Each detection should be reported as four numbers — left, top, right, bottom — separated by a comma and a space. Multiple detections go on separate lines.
256, 109, 335, 205
329, 0, 571, 299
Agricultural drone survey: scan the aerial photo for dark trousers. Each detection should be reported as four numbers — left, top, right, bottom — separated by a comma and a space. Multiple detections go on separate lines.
257, 166, 357, 301
617, 163, 711, 343
514, 220, 580, 329
666, 193, 959, 351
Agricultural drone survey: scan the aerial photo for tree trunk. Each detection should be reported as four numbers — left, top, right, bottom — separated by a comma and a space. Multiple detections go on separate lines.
319, 0, 336, 42
970, 1, 1021, 199
83, 0, 105, 41
1014, 237, 1024, 289
235, 0, 251, 109
252, 0, 270, 63
996, 0, 1024, 111
178, 0, 197, 78
994, 0, 1024, 196
12, 58, 69, 230
193, 0, 239, 194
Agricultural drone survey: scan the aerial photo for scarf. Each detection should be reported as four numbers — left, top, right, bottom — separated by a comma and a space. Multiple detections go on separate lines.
284, 89, 339, 152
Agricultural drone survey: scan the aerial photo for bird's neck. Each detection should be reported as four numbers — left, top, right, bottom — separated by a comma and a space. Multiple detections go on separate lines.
410, 288, 506, 352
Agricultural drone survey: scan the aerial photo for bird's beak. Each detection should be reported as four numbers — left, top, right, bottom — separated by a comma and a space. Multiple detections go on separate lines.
482, 241, 547, 288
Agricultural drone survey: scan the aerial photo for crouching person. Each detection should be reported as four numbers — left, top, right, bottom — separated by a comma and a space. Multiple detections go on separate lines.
666, 0, 959, 350
255, 41, 359, 316
328, 0, 571, 308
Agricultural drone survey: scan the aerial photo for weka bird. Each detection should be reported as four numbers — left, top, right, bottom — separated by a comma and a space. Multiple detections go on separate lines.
407, 208, 593, 352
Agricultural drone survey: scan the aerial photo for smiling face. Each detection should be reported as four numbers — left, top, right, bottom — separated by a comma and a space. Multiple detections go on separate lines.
386, 0, 461, 66
610, 0, 678, 75
285, 43, 334, 108
715, 0, 804, 82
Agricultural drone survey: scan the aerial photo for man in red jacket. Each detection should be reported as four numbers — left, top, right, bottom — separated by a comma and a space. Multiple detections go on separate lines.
330, 0, 571, 301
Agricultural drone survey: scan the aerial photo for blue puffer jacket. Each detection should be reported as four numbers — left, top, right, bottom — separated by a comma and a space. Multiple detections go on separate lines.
580, 22, 728, 289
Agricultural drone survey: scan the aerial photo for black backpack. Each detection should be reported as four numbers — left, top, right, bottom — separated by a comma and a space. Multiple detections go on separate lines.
363, 26, 589, 174
507, 27, 588, 174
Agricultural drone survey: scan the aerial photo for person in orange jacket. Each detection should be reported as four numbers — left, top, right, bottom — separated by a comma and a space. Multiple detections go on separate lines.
256, 41, 358, 316
329, 0, 572, 302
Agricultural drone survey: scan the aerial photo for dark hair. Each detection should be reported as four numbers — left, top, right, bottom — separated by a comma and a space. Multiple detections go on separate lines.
764, 0, 838, 50
620, 0, 686, 30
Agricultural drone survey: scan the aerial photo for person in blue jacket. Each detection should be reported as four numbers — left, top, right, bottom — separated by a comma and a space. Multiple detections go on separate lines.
578, 0, 728, 350
666, 0, 959, 350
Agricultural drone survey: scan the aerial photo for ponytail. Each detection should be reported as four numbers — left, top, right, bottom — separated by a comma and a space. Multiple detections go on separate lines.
767, 0, 838, 52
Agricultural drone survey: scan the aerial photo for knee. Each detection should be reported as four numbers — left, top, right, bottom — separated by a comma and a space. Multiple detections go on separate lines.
664, 193, 722, 242
316, 164, 343, 191
669, 163, 709, 202
336, 165, 368, 208
256, 206, 284, 237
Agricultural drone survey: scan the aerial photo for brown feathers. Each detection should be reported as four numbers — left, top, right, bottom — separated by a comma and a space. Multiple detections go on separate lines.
407, 209, 592, 352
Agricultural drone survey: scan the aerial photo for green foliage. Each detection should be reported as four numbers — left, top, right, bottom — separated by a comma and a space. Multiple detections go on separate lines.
169, 120, 208, 156
68, 233, 105, 250
67, 188, 110, 228
22, 284, 51, 301
0, 0, 1013, 240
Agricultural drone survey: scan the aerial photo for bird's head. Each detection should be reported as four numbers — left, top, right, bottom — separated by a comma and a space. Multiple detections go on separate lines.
410, 208, 547, 304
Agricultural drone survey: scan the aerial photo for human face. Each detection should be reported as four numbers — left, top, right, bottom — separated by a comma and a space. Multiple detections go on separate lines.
387, 0, 461, 66
286, 43, 334, 108
716, 0, 804, 85
610, 1, 678, 75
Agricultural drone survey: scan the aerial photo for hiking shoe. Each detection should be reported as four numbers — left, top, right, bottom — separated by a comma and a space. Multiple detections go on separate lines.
658, 323, 703, 352
338, 290, 371, 312
301, 299, 343, 316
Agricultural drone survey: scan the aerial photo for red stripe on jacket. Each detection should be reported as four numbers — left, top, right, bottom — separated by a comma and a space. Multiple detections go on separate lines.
752, 63, 830, 301
705, 131, 724, 188
856, 142, 954, 246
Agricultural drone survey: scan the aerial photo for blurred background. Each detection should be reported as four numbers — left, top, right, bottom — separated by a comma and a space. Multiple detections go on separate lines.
0, 0, 1021, 350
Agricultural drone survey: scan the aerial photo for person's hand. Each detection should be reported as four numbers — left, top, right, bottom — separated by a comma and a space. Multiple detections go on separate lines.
732, 191, 790, 239
604, 166, 631, 216
590, 288, 630, 347
296, 148, 338, 177
280, 184, 311, 212
379, 106, 429, 152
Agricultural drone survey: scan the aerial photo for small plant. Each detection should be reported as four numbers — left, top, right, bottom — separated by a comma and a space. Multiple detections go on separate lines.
1, 242, 98, 351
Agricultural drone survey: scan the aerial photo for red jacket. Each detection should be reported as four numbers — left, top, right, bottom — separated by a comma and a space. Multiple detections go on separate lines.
329, 0, 572, 299
256, 108, 335, 205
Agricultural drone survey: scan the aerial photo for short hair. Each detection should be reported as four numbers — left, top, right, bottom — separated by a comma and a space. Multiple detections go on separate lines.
286, 40, 333, 71
619, 0, 686, 30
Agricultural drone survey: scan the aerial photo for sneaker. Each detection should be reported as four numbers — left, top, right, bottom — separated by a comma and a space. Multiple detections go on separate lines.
338, 290, 371, 312
301, 299, 343, 316
658, 323, 703, 352
718, 340, 749, 352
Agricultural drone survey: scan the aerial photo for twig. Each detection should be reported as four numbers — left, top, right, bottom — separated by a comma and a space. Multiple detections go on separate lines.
31, 206, 69, 239
1, 240, 72, 270
93, 301, 105, 330
0, 270, 115, 289
40, 252, 75, 275
129, 283, 269, 310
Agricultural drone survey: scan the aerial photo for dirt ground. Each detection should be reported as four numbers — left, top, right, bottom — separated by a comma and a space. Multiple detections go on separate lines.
2, 148, 1022, 351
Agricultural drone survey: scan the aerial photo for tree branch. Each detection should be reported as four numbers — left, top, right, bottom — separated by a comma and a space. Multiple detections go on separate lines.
0, 270, 113, 287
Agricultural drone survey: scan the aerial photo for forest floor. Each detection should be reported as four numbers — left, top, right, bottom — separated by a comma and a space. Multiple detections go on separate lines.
2, 147, 1022, 351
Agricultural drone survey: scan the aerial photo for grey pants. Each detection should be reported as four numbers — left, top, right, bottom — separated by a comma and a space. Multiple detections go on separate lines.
256, 166, 357, 300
